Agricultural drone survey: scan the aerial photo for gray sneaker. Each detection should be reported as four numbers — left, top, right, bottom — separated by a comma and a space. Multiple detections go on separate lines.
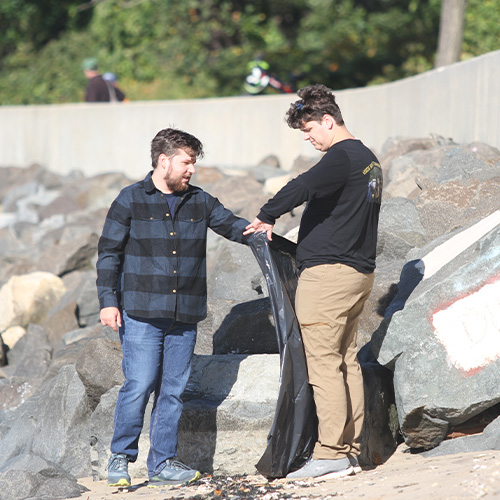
107, 453, 131, 487
348, 455, 362, 473
286, 457, 353, 480
148, 459, 201, 486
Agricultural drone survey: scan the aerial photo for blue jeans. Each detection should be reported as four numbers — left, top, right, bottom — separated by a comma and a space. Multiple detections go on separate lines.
110, 310, 197, 476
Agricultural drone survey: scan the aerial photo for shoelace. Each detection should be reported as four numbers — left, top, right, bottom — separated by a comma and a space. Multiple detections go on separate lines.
164, 459, 192, 471
108, 455, 128, 471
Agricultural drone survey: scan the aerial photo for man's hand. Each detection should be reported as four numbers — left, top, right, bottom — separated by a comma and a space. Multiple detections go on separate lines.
243, 217, 274, 241
100, 306, 122, 332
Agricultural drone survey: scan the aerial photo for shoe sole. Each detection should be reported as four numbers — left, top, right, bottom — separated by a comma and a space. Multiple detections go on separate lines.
318, 465, 355, 480
352, 465, 362, 474
147, 471, 202, 487
108, 478, 131, 487
286, 465, 354, 481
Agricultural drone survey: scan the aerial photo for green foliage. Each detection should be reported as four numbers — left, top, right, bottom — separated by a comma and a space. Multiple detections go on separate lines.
0, 0, 498, 104
296, 0, 441, 89
463, 0, 500, 58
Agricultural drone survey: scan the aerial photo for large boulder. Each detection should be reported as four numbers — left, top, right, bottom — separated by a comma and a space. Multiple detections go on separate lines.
75, 336, 124, 411
372, 213, 500, 450
0, 364, 92, 478
0, 272, 66, 334
414, 175, 500, 241
0, 454, 87, 500
376, 197, 428, 263
198, 239, 276, 355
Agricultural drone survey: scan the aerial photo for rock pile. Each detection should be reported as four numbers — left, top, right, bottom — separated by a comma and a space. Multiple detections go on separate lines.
0, 135, 499, 499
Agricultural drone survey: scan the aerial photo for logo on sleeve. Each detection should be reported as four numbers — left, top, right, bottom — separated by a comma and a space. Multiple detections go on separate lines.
363, 161, 383, 203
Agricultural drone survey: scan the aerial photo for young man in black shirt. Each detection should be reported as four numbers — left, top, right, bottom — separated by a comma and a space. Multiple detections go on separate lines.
244, 84, 383, 479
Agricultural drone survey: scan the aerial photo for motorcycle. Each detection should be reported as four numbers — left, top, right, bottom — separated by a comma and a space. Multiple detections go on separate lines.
244, 60, 295, 95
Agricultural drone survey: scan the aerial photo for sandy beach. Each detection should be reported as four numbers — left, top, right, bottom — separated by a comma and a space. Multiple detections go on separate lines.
73, 444, 500, 500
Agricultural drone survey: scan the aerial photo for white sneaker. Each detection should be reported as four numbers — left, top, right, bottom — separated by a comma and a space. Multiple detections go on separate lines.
286, 457, 353, 479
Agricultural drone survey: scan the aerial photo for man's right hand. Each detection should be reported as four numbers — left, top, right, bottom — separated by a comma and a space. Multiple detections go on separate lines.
100, 306, 122, 332
243, 217, 274, 241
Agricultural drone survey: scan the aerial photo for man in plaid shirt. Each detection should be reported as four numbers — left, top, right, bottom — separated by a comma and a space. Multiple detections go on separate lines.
97, 128, 250, 488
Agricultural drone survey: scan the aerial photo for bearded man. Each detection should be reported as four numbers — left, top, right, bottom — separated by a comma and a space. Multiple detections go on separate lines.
97, 128, 250, 487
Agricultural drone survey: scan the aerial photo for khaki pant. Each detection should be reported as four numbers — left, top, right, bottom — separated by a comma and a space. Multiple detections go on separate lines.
295, 263, 374, 460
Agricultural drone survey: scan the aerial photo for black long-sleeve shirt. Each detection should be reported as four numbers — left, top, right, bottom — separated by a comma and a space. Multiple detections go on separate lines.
258, 139, 383, 274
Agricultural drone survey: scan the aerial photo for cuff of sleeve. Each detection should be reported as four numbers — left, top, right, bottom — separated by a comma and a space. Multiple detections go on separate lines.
99, 294, 119, 310
257, 211, 276, 225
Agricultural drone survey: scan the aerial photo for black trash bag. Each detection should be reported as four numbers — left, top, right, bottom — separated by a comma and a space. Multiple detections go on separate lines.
249, 232, 317, 479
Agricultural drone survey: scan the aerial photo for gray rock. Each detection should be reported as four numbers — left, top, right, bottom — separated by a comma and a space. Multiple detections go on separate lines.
40, 292, 80, 348
212, 298, 277, 355
5, 324, 52, 380
464, 141, 500, 166
58, 270, 100, 330
207, 239, 265, 302
0, 377, 34, 412
357, 259, 403, 348
253, 163, 283, 184
384, 145, 455, 198
38, 194, 80, 221
75, 272, 100, 327
290, 155, 317, 176
205, 174, 268, 221
377, 197, 427, 263
62, 326, 98, 346
36, 224, 99, 277
0, 226, 27, 257
0, 454, 87, 500
435, 146, 498, 183
0, 364, 92, 478
75, 337, 124, 410
423, 415, 500, 457
372, 220, 500, 450
414, 175, 500, 241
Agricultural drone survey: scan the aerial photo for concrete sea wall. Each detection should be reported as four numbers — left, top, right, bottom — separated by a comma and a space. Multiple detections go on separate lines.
0, 50, 499, 178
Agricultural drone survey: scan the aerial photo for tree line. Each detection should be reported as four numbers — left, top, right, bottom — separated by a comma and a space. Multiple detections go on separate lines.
0, 0, 498, 105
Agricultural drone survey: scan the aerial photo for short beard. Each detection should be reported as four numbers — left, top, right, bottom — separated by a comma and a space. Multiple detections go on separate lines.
166, 178, 189, 193
166, 164, 190, 193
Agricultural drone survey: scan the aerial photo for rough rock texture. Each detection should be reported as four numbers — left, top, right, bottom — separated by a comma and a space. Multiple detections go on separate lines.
372, 218, 500, 450
0, 454, 88, 500
0, 364, 92, 477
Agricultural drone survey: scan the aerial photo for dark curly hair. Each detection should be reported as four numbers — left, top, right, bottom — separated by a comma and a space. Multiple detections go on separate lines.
151, 128, 204, 169
285, 84, 344, 129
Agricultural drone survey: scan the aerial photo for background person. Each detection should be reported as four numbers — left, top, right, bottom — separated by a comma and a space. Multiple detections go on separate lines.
244, 84, 383, 480
96, 128, 250, 488
102, 72, 128, 102
82, 57, 117, 102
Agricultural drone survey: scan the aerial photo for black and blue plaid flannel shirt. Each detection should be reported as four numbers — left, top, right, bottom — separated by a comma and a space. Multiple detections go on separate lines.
96, 171, 249, 324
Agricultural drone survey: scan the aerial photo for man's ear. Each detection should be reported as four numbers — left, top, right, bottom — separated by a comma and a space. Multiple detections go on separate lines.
158, 153, 169, 170
322, 114, 335, 129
